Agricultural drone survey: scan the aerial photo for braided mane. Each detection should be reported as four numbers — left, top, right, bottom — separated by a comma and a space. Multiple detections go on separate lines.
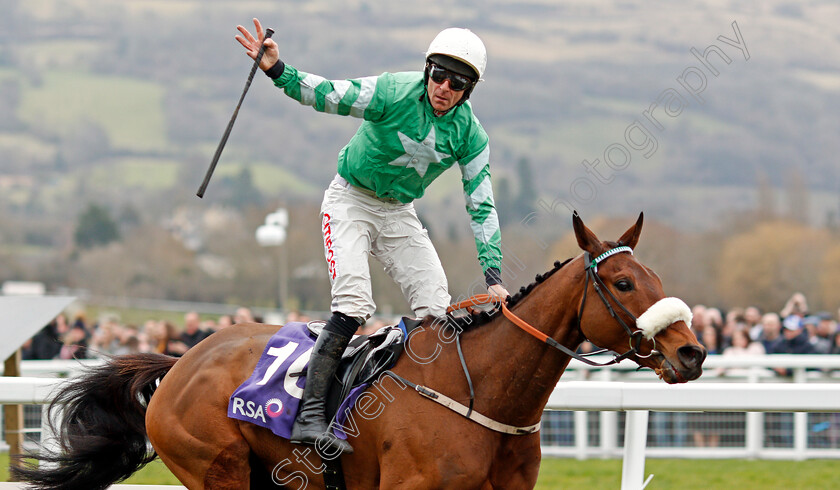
448, 257, 574, 332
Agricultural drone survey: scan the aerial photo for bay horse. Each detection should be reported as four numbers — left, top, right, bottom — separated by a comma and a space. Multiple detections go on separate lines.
15, 212, 706, 489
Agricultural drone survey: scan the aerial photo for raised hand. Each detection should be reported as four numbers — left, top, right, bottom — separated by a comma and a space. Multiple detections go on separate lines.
235, 18, 280, 71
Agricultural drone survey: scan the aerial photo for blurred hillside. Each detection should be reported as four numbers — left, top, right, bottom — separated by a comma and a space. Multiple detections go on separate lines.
1, 0, 839, 313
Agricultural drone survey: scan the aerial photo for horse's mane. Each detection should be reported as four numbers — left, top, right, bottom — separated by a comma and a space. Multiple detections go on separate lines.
446, 257, 575, 333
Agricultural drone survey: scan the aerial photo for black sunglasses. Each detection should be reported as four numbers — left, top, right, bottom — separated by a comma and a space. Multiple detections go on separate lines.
428, 64, 474, 91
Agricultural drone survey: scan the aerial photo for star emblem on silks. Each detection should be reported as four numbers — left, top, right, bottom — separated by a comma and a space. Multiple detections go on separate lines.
388, 126, 451, 178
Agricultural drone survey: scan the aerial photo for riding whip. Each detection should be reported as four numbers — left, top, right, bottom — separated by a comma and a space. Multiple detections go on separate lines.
197, 27, 275, 198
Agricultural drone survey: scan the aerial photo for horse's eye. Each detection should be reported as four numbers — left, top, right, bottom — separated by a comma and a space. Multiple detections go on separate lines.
615, 279, 634, 292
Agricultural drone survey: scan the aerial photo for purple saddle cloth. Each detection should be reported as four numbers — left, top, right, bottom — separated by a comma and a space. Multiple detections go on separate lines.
227, 321, 406, 440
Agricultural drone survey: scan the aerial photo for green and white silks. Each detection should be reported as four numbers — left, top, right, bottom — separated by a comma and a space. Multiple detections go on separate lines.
272, 66, 502, 273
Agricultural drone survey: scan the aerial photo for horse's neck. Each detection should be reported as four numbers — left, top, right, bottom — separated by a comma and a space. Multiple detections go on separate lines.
459, 264, 585, 426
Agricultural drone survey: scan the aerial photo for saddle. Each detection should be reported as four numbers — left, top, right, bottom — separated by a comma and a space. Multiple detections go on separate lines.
227, 318, 424, 442
309, 318, 423, 424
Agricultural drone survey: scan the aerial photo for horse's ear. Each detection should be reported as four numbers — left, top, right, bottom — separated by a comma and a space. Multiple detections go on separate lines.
572, 211, 604, 255
617, 212, 644, 249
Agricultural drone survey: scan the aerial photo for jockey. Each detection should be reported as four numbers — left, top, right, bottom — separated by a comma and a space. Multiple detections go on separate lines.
236, 19, 510, 454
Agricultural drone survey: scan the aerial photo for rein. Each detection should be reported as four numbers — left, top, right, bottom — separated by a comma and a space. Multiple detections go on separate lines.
391, 247, 657, 436
447, 246, 653, 367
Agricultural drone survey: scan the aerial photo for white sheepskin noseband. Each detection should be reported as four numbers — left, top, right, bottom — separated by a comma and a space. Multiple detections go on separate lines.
635, 297, 692, 340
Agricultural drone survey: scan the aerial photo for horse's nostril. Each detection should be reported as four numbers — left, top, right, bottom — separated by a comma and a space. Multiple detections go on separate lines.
677, 345, 707, 368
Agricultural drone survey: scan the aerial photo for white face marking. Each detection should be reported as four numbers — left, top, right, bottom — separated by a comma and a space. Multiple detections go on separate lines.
635, 297, 692, 340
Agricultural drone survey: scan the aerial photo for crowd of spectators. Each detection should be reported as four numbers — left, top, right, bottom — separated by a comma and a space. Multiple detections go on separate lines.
689, 292, 840, 376
18, 291, 840, 366
19, 306, 393, 361
21, 306, 268, 360
566, 291, 840, 376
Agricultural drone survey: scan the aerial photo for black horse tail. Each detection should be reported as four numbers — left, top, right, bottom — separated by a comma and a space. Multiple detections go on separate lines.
12, 353, 178, 490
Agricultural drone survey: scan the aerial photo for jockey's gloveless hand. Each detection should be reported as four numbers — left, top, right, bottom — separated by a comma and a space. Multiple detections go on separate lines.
487, 284, 510, 305
235, 18, 280, 71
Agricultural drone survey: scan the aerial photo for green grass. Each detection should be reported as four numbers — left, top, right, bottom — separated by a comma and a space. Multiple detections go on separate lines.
535, 458, 840, 489
83, 305, 220, 328
72, 159, 319, 195
0, 68, 19, 81
16, 40, 105, 71
491, 116, 670, 175
86, 158, 180, 190
583, 96, 648, 117
0, 132, 58, 162
4, 451, 839, 488
0, 452, 181, 484
122, 459, 183, 485
214, 162, 320, 195
17, 70, 168, 152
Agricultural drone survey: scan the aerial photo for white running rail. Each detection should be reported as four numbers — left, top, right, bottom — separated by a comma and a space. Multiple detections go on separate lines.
2, 376, 839, 490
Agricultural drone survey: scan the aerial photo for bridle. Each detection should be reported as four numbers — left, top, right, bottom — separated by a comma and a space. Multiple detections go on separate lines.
579, 246, 658, 361
448, 246, 657, 367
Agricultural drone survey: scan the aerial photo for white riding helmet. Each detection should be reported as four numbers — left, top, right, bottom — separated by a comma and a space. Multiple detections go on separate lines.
425, 28, 487, 81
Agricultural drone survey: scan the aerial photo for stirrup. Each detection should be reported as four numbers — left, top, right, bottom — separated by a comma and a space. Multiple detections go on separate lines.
290, 427, 354, 455
316, 432, 354, 455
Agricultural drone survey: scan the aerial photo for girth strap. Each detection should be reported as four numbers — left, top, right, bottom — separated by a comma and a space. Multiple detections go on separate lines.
322, 457, 346, 490
382, 371, 540, 436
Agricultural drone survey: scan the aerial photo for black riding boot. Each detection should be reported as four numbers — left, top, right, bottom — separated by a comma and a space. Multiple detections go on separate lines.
290, 329, 354, 454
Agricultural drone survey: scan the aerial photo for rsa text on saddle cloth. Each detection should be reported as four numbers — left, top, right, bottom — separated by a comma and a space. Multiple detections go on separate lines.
228, 321, 407, 440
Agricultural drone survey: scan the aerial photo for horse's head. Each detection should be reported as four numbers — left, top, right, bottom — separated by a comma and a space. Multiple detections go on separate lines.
572, 212, 706, 383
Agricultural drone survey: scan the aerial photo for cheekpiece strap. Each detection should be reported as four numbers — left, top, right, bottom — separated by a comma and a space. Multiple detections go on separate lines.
588, 246, 633, 272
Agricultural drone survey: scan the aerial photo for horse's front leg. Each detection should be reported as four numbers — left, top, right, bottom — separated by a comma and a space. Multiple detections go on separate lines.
488, 434, 542, 489
375, 422, 499, 489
